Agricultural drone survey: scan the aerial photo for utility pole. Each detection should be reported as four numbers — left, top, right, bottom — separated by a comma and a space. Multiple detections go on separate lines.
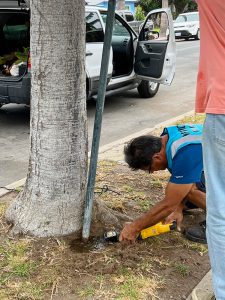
117, 0, 125, 10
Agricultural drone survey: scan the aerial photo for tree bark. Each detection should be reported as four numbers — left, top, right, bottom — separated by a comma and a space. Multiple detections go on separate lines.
5, 0, 87, 237
162, 0, 168, 8
160, 1, 169, 37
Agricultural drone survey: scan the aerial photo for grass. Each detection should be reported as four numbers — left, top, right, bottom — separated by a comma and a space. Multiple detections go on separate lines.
150, 178, 163, 188
0, 203, 7, 218
175, 114, 205, 125
173, 232, 208, 254
78, 285, 96, 297
0, 239, 42, 298
78, 273, 161, 300
137, 198, 153, 211
113, 274, 162, 300
0, 236, 63, 299
174, 262, 190, 277
122, 185, 134, 193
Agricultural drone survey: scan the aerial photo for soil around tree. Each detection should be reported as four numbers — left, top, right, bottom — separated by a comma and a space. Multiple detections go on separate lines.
0, 160, 210, 300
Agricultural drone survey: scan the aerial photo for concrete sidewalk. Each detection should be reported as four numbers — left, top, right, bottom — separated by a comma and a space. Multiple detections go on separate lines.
186, 271, 213, 300
0, 109, 212, 299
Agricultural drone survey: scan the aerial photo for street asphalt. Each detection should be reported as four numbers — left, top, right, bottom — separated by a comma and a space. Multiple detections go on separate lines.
0, 40, 200, 186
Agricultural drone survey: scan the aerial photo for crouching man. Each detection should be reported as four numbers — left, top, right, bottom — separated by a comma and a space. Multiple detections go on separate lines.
119, 124, 206, 243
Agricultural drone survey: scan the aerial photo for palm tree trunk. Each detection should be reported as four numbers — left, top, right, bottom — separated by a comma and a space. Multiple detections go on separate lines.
162, 0, 168, 8
5, 0, 87, 237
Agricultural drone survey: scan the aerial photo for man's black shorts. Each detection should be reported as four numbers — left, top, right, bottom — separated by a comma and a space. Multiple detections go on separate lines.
186, 171, 205, 209
196, 171, 206, 193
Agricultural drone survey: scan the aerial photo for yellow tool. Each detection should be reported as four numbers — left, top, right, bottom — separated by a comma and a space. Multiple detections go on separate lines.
104, 221, 177, 242
138, 221, 177, 240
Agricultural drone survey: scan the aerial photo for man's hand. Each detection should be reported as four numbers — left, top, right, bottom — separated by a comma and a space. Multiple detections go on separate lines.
119, 222, 140, 242
164, 208, 183, 231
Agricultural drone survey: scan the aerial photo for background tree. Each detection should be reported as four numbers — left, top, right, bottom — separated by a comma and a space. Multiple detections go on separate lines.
162, 0, 168, 8
174, 0, 197, 13
117, 0, 125, 10
137, 0, 197, 16
137, 0, 161, 14
135, 5, 145, 21
5, 0, 87, 237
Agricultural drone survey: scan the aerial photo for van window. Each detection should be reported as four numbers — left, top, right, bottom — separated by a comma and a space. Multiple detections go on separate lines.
125, 13, 134, 22
86, 12, 104, 43
0, 12, 29, 55
101, 13, 130, 37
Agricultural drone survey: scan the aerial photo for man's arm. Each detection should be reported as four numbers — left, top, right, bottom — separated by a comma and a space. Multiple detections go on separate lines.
119, 182, 193, 242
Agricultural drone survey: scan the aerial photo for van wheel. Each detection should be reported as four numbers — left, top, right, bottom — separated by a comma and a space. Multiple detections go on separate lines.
195, 29, 200, 40
137, 81, 159, 98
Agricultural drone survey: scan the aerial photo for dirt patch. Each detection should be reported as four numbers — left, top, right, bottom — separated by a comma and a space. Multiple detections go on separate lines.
0, 160, 209, 300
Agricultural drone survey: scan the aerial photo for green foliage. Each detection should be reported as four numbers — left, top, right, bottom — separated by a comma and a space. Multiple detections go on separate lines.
137, 0, 161, 14
173, 0, 198, 15
135, 5, 146, 21
137, 0, 197, 16
14, 47, 29, 64
0, 47, 29, 67
187, 0, 198, 12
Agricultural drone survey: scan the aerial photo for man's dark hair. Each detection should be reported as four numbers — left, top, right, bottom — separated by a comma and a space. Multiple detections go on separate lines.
124, 135, 162, 170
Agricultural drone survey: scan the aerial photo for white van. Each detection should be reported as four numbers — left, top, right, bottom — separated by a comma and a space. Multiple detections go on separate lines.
0, 1, 176, 107
173, 12, 200, 40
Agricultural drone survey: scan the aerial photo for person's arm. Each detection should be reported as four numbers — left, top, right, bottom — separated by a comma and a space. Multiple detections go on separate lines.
164, 201, 186, 231
119, 182, 193, 242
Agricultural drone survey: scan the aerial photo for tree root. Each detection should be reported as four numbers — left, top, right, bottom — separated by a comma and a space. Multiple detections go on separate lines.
90, 197, 133, 236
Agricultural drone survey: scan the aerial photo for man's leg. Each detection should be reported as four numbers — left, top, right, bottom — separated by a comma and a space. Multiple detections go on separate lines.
184, 183, 207, 244
185, 183, 206, 210
203, 114, 225, 299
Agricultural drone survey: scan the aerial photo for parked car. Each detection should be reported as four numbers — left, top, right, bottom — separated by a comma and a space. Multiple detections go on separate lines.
173, 11, 200, 40
0, 1, 176, 108
116, 10, 135, 22
116, 10, 153, 34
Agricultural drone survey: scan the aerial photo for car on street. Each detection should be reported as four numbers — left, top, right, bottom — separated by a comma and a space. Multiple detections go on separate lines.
116, 10, 135, 22
173, 11, 200, 40
0, 1, 176, 108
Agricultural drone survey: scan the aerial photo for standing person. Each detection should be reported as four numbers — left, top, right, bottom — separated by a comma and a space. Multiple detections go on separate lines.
192, 1, 225, 299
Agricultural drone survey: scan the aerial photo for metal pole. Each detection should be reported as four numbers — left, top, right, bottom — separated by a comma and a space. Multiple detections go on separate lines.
82, 0, 116, 240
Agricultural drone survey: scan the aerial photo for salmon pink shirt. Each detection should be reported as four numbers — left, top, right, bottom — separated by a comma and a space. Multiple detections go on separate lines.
195, 0, 225, 114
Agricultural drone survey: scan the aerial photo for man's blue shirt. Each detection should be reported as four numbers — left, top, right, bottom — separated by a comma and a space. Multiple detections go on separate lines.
169, 144, 203, 184
161, 124, 203, 185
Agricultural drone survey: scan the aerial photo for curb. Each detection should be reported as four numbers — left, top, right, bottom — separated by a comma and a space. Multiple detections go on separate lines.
98, 110, 195, 161
98, 110, 194, 156
0, 110, 195, 198
0, 178, 26, 198
186, 270, 213, 300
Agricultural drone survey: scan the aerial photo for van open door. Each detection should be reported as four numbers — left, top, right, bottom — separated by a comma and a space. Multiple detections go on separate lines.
134, 8, 176, 85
